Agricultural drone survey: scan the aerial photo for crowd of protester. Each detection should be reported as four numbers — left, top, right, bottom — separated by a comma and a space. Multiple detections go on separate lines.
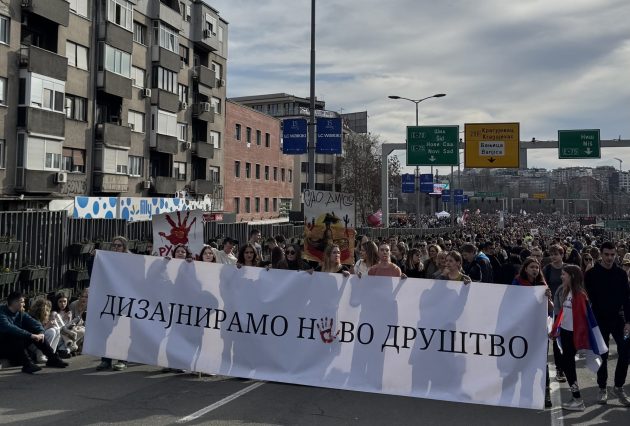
1, 213, 629, 413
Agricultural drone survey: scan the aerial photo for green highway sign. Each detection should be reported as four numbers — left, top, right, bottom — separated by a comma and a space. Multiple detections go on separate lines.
558, 129, 600, 159
474, 191, 503, 197
604, 220, 630, 230
407, 126, 459, 166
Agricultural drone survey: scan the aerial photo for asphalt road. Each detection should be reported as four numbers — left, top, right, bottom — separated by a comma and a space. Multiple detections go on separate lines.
1, 346, 628, 426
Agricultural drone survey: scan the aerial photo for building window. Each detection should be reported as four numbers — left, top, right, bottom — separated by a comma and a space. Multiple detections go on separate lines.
255, 164, 260, 179
209, 166, 220, 183
211, 97, 222, 114
0, 77, 6, 106
264, 198, 269, 213
177, 84, 188, 104
99, 148, 128, 174
152, 66, 177, 93
62, 148, 86, 173
288, 169, 293, 182
234, 197, 240, 214
180, 2, 191, 21
66, 41, 88, 70
265, 132, 270, 148
210, 131, 220, 149
273, 198, 278, 212
264, 166, 269, 180
0, 139, 5, 168
177, 122, 187, 141
153, 21, 179, 54
245, 197, 251, 213
211, 61, 222, 83
255, 197, 260, 213
23, 136, 62, 171
128, 155, 143, 177
26, 74, 65, 113
281, 168, 285, 182
154, 109, 178, 137
256, 130, 261, 146
68, 0, 89, 17
273, 167, 278, 181
180, 45, 189, 66
131, 66, 145, 88
246, 127, 251, 143
245, 162, 251, 178
107, 0, 133, 31
234, 160, 240, 178
102, 44, 131, 78
127, 110, 144, 132
0, 15, 10, 45
235, 123, 241, 141
65, 95, 87, 121
173, 161, 186, 180
133, 22, 146, 45
204, 13, 218, 34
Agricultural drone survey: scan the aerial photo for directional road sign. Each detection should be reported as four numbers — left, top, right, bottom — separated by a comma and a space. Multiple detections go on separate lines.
454, 189, 464, 204
558, 129, 600, 159
442, 189, 450, 203
407, 126, 459, 166
401, 173, 415, 193
419, 174, 434, 193
465, 123, 520, 168
605, 220, 630, 230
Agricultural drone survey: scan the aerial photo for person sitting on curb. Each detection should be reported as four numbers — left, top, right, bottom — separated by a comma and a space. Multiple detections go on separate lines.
0, 291, 69, 374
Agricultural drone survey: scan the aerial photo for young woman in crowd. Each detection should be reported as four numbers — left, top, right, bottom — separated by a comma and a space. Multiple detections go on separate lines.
367, 243, 406, 278
51, 292, 84, 357
432, 251, 448, 278
281, 243, 313, 271
237, 243, 260, 267
580, 252, 595, 274
29, 299, 60, 363
423, 244, 442, 278
354, 241, 379, 277
391, 242, 407, 269
403, 248, 425, 278
316, 244, 350, 276
171, 244, 192, 260
435, 251, 471, 284
198, 245, 216, 262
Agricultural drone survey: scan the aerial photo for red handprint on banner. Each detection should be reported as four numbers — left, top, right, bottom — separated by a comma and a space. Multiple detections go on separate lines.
158, 211, 197, 245
316, 317, 340, 344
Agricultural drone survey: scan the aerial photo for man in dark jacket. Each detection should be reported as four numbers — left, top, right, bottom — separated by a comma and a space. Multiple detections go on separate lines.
461, 243, 493, 283
0, 292, 68, 374
584, 241, 630, 406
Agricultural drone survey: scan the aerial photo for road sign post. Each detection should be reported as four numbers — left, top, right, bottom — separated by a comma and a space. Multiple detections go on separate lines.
464, 123, 520, 168
407, 126, 459, 166
558, 129, 601, 159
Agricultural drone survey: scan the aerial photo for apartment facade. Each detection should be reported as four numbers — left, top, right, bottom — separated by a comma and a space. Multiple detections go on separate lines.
224, 100, 293, 222
0, 0, 227, 211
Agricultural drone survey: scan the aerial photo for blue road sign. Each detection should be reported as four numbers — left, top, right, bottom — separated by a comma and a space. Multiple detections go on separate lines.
419, 174, 434, 193
455, 189, 464, 204
442, 189, 450, 203
402, 174, 415, 193
463, 195, 469, 204
316, 117, 342, 154
282, 119, 308, 154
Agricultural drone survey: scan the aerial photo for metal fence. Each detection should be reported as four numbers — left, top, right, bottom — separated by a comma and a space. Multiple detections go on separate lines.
0, 210, 453, 300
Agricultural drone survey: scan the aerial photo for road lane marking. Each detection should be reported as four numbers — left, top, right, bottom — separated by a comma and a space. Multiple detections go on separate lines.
176, 381, 265, 423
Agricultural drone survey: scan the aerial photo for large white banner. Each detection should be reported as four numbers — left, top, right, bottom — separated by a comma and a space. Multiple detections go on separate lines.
85, 252, 548, 409
152, 210, 204, 257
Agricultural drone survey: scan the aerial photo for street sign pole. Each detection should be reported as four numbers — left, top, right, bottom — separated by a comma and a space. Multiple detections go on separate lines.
450, 166, 455, 227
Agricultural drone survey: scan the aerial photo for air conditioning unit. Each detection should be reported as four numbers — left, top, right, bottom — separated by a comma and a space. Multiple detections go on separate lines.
143, 180, 151, 190
180, 60, 185, 69
179, 101, 188, 111
184, 141, 192, 150
203, 29, 211, 39
55, 172, 67, 184
141, 88, 152, 98
200, 102, 211, 112
219, 79, 225, 87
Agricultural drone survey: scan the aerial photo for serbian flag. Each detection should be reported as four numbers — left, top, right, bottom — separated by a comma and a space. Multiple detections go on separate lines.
551, 291, 608, 373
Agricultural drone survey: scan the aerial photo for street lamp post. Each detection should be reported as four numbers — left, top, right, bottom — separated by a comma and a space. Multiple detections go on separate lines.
388, 93, 446, 222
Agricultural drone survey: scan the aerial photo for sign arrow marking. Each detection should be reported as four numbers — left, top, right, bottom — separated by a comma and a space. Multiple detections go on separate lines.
488, 157, 496, 163
429, 156, 436, 162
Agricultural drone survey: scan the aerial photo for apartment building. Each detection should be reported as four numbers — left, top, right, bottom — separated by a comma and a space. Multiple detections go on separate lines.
0, 0, 227, 211
224, 100, 293, 222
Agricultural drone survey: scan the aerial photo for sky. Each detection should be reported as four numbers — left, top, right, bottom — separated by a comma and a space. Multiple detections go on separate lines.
208, 0, 630, 175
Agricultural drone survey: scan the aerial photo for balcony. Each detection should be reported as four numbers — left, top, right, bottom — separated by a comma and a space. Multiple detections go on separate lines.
151, 45, 181, 73
192, 179, 214, 195
98, 22, 133, 54
93, 173, 129, 193
152, 134, 178, 155
193, 65, 215, 90
153, 176, 177, 195
150, 89, 179, 113
193, 142, 214, 159
22, 0, 69, 27
17, 107, 65, 138
19, 170, 60, 194
19, 45, 68, 81
97, 71, 132, 99
96, 123, 131, 149
157, 2, 183, 30
192, 103, 214, 122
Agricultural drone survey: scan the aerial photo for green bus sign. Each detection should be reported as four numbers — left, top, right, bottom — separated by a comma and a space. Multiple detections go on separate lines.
407, 126, 459, 166
558, 129, 600, 159
604, 220, 630, 230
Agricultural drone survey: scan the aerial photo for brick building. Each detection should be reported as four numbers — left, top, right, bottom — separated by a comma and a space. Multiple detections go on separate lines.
224, 100, 293, 222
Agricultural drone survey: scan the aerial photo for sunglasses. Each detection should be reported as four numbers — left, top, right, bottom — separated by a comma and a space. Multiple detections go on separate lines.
112, 243, 124, 248
285, 250, 296, 255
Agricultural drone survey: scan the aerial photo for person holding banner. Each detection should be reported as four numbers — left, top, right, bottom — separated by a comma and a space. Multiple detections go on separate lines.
279, 244, 312, 271
237, 244, 261, 267
214, 237, 238, 265
435, 251, 471, 284
368, 243, 406, 278
198, 245, 216, 263
171, 244, 193, 261
316, 244, 350, 276
403, 248, 425, 279
354, 241, 379, 278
